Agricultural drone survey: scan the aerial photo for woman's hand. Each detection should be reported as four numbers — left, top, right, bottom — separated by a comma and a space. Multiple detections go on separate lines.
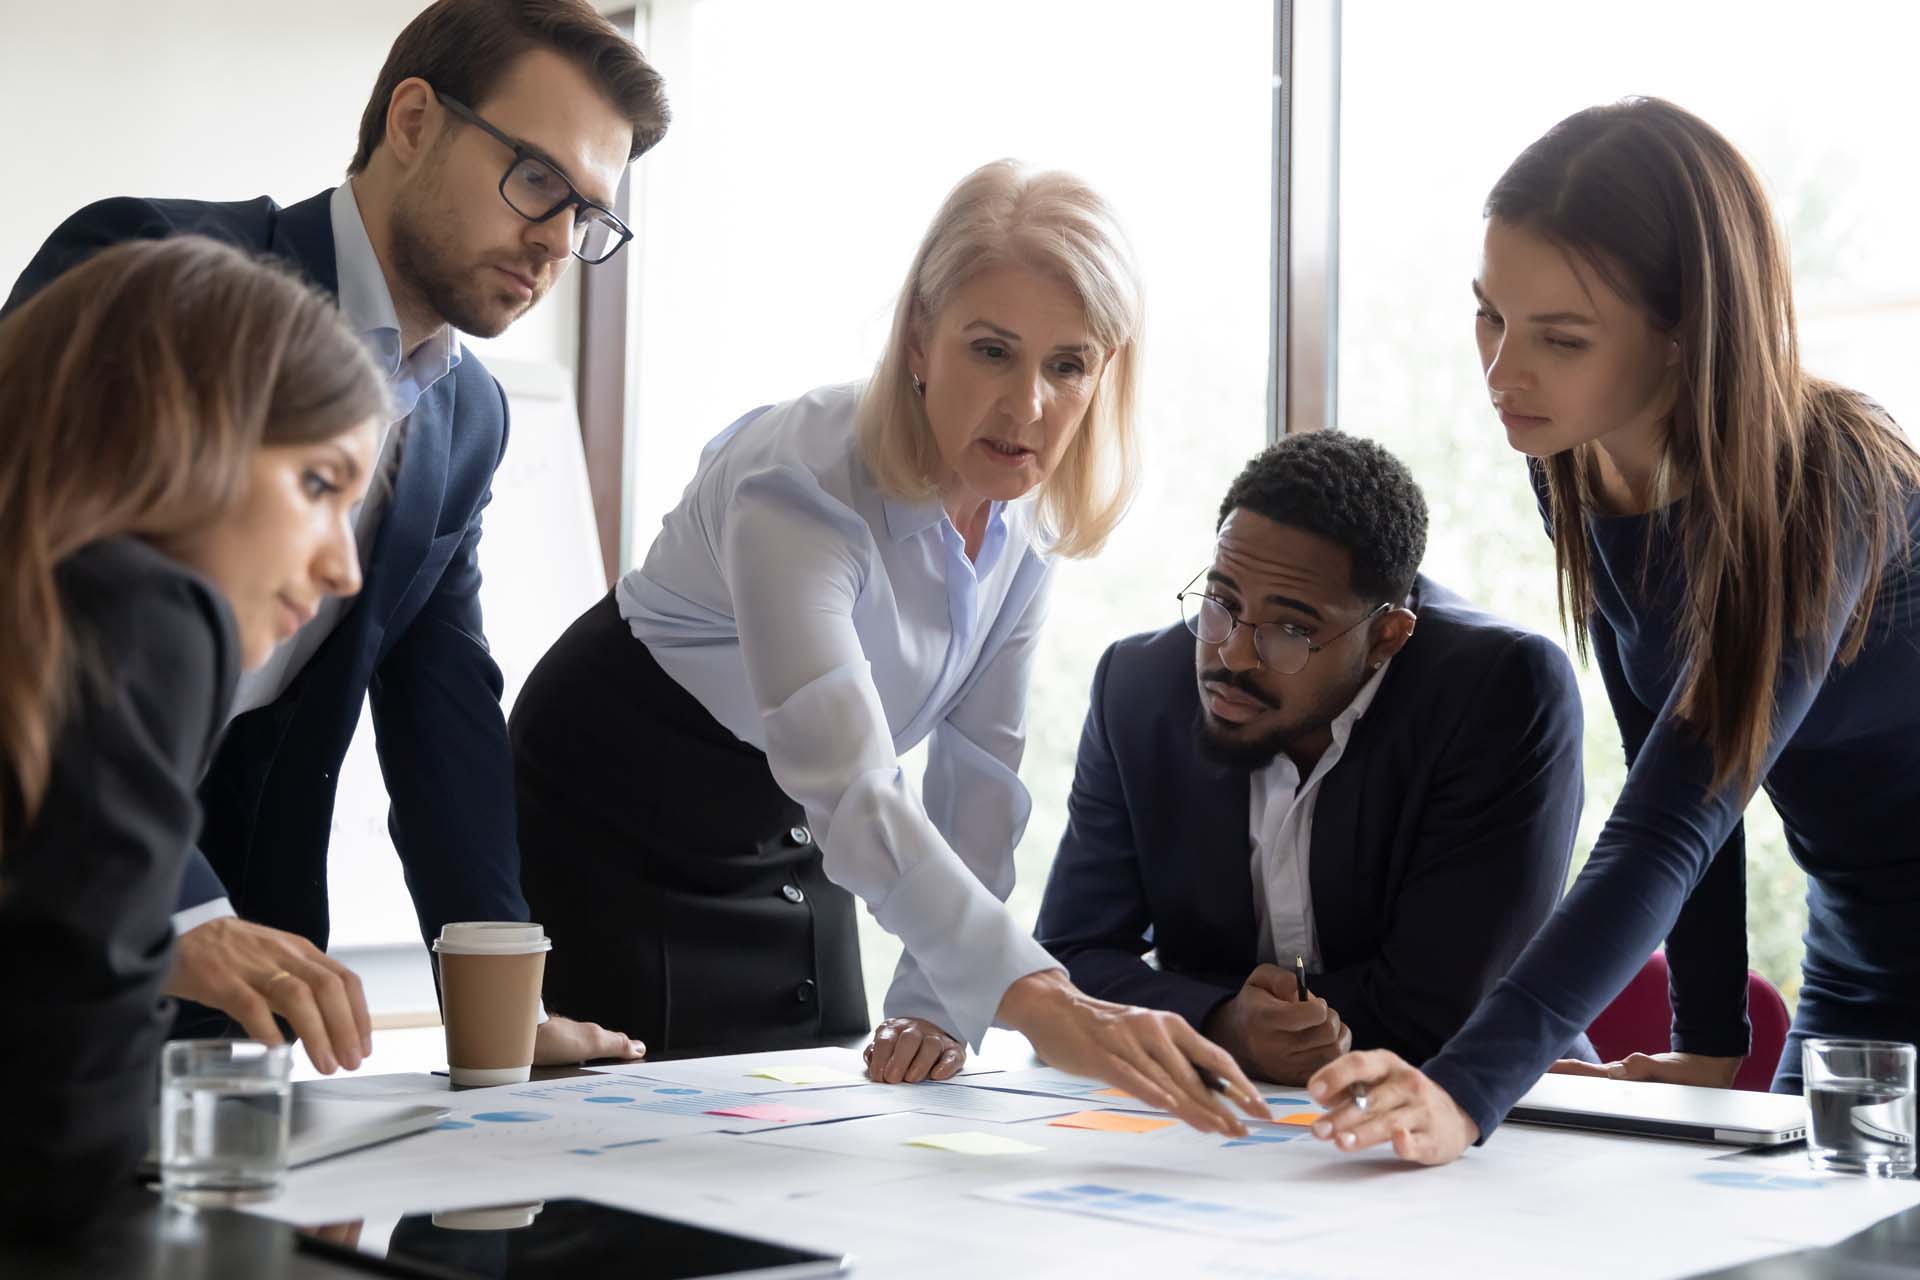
1306, 1049, 1480, 1165
1549, 1051, 1742, 1088
996, 970, 1272, 1136
864, 1017, 966, 1083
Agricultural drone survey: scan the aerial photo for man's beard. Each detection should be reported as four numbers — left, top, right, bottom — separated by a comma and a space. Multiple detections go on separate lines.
389, 188, 533, 339
1191, 669, 1299, 769
1191, 705, 1298, 770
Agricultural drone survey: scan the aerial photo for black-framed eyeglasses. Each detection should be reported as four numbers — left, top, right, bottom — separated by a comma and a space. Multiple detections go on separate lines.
435, 91, 632, 265
1177, 569, 1391, 675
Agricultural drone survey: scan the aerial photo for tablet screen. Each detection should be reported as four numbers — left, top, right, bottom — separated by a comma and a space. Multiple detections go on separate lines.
298, 1197, 847, 1279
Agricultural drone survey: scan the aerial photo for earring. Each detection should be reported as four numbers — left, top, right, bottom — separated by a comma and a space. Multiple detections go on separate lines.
1371, 661, 1382, 670
911, 374, 926, 397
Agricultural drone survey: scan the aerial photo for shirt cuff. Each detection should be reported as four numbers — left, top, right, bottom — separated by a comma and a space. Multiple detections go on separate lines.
172, 897, 237, 937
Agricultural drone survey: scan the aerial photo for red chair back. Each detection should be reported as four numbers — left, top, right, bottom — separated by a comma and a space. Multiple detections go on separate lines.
1584, 951, 1792, 1092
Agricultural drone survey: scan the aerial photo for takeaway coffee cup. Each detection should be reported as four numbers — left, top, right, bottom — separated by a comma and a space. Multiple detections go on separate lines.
433, 922, 550, 1086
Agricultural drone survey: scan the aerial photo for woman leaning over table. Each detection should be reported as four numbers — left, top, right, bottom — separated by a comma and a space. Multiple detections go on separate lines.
0, 236, 385, 1236
510, 160, 1268, 1135
1306, 97, 1920, 1165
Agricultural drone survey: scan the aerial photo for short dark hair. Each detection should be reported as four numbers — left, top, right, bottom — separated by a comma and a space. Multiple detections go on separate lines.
1216, 431, 1429, 604
348, 0, 670, 176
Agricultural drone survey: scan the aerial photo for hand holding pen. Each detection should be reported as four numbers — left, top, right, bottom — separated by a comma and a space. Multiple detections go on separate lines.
1201, 959, 1351, 1086
998, 969, 1273, 1136
1296, 957, 1365, 1111
1307, 1048, 1478, 1165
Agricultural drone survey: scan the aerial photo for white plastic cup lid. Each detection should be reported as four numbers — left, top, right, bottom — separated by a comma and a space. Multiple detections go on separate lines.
432, 922, 551, 955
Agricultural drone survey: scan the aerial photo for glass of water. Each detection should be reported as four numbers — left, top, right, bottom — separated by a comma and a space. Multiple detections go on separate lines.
1803, 1039, 1916, 1178
158, 1040, 294, 1204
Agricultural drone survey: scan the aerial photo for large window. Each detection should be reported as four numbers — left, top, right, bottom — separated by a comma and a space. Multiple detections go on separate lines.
1334, 0, 1920, 1002
627, 0, 1277, 1016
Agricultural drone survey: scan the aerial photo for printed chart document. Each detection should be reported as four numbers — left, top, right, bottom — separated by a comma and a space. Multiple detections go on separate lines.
242, 1046, 1920, 1278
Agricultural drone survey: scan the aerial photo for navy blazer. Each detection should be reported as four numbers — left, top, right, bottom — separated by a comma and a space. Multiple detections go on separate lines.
4, 191, 530, 949
1034, 576, 1589, 1066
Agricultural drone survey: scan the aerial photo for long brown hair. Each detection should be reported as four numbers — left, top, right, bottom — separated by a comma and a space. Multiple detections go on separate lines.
1488, 97, 1920, 794
0, 236, 388, 850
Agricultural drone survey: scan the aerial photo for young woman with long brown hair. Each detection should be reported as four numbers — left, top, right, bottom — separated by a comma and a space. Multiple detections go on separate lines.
0, 236, 384, 1233
1306, 97, 1920, 1165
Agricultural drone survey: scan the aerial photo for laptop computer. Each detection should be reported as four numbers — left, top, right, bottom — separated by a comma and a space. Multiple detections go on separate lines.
1508, 1074, 1808, 1146
144, 1091, 449, 1175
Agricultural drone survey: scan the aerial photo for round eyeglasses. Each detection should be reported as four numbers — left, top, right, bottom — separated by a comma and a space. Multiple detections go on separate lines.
1177, 570, 1389, 675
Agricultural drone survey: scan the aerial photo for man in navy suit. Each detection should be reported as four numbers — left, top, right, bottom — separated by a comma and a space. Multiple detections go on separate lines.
1036, 433, 1591, 1084
4, 0, 668, 1071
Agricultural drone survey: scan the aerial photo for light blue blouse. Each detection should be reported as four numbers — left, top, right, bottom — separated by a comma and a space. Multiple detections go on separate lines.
616, 382, 1060, 1046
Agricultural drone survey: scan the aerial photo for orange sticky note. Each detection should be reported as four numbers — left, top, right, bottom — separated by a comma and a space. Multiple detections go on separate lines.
1272, 1111, 1322, 1127
1093, 1088, 1136, 1099
1048, 1110, 1179, 1134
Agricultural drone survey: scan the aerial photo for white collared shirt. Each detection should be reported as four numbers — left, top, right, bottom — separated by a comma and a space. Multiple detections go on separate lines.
228, 180, 460, 719
177, 182, 461, 936
616, 382, 1060, 1047
1250, 658, 1392, 972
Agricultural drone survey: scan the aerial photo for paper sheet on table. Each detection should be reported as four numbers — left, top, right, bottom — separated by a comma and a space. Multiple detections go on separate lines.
908, 1132, 1047, 1156
974, 1169, 1356, 1244
1049, 1110, 1180, 1134
735, 1112, 1054, 1168
706, 1101, 837, 1128
748, 1064, 866, 1085
589, 1045, 1002, 1095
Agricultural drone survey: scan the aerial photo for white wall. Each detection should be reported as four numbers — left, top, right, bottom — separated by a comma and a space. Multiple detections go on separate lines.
0, 0, 576, 368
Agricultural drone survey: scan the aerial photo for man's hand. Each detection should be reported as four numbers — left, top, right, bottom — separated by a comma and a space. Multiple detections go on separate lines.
1308, 1048, 1481, 1165
1204, 963, 1352, 1085
864, 1017, 966, 1083
997, 969, 1272, 1136
164, 917, 372, 1074
533, 1015, 645, 1066
1549, 1050, 1742, 1088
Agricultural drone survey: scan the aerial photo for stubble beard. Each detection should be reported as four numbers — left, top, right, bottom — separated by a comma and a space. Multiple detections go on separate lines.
389, 184, 532, 340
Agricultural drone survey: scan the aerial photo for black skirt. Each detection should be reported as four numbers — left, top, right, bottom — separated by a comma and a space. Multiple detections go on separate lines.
508, 592, 868, 1056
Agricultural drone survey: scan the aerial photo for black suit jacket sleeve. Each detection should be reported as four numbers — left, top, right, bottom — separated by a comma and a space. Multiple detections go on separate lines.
1309, 633, 1586, 1065
1589, 611, 1751, 1057
1035, 644, 1240, 1030
0, 545, 235, 1238
368, 379, 529, 944
2, 197, 250, 319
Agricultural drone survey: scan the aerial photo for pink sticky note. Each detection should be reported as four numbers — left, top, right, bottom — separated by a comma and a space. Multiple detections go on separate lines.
706, 1102, 832, 1124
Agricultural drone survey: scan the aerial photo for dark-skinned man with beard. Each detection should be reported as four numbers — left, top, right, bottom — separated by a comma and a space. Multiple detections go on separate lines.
1036, 432, 1595, 1085
4, 0, 667, 1074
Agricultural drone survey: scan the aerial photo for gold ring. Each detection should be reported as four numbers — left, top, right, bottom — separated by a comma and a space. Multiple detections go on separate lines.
264, 969, 294, 986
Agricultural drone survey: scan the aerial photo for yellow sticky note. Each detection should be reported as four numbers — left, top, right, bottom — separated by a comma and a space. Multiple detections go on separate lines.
746, 1065, 864, 1085
1272, 1111, 1322, 1127
1049, 1110, 1180, 1135
907, 1131, 1046, 1156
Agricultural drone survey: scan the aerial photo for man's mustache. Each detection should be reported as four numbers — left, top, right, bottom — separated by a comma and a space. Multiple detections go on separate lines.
1199, 669, 1277, 709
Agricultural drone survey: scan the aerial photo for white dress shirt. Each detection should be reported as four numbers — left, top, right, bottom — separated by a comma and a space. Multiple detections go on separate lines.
616, 382, 1060, 1047
175, 180, 460, 935
1249, 659, 1392, 973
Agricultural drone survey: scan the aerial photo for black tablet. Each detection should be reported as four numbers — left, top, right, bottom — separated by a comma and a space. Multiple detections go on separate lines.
295, 1197, 848, 1279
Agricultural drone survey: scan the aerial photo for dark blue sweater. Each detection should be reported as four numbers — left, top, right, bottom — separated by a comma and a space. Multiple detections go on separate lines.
1424, 461, 1920, 1142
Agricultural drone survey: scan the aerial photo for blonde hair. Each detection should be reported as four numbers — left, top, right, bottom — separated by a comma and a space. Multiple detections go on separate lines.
856, 160, 1143, 559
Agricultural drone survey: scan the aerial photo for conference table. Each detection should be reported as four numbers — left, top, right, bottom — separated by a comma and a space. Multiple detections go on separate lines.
6, 1034, 1919, 1280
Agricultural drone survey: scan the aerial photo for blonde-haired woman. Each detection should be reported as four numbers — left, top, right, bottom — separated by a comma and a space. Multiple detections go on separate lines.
512, 160, 1267, 1134
0, 235, 383, 1234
